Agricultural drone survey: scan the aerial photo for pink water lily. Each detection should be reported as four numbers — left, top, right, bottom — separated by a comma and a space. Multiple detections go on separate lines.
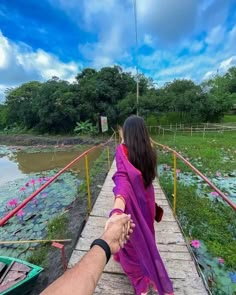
191, 240, 201, 248
216, 171, 221, 177
30, 179, 36, 185
176, 169, 181, 174
20, 187, 26, 192
33, 198, 38, 204
42, 193, 47, 198
218, 258, 225, 264
44, 177, 51, 181
7, 198, 18, 208
17, 209, 25, 218
211, 191, 219, 196
25, 182, 29, 187
38, 178, 44, 183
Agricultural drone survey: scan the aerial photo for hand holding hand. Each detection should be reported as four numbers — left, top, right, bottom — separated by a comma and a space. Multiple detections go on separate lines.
102, 214, 135, 254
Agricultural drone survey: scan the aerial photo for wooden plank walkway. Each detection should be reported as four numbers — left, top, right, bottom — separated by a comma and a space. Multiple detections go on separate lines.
68, 161, 208, 294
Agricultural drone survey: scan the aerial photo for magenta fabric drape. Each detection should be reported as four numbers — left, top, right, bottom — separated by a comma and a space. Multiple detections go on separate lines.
112, 144, 174, 295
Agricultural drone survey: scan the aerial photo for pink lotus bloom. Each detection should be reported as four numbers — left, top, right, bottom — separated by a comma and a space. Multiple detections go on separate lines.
218, 258, 224, 264
191, 240, 201, 248
42, 193, 47, 198
38, 178, 44, 183
33, 198, 37, 204
17, 209, 25, 218
20, 187, 26, 192
44, 177, 51, 181
176, 169, 181, 174
25, 182, 29, 187
216, 171, 221, 177
211, 191, 219, 196
30, 179, 36, 185
7, 198, 18, 207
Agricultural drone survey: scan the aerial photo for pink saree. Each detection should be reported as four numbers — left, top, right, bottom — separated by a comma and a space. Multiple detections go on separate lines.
112, 144, 174, 295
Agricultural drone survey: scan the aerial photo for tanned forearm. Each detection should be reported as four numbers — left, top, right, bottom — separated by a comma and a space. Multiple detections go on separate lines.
41, 246, 106, 295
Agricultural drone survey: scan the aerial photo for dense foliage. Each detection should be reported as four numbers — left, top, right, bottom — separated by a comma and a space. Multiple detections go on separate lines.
0, 66, 235, 133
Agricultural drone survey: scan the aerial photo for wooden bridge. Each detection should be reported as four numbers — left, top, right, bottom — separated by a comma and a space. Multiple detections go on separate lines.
68, 161, 208, 294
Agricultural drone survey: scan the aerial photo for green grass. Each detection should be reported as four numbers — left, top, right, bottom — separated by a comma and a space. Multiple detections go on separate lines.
222, 114, 236, 123
152, 131, 236, 174
28, 214, 68, 266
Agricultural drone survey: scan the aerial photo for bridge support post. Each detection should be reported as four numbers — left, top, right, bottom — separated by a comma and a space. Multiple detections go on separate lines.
85, 153, 92, 212
173, 153, 177, 215
107, 146, 111, 171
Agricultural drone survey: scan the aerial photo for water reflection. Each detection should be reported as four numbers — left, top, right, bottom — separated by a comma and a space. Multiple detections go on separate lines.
0, 147, 102, 186
0, 156, 25, 185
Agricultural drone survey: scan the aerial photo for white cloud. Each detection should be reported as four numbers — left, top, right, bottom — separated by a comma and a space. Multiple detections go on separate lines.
189, 40, 205, 53
205, 25, 226, 45
143, 34, 154, 47
0, 31, 81, 101
158, 62, 195, 77
219, 56, 236, 72
137, 0, 199, 44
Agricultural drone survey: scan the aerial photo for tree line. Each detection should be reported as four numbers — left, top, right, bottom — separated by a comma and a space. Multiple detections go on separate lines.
0, 65, 235, 133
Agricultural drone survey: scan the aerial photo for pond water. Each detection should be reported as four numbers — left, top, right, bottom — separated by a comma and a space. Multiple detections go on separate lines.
0, 146, 101, 185
0, 144, 103, 260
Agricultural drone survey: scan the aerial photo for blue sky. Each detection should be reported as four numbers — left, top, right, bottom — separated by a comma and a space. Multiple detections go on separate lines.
0, 0, 236, 101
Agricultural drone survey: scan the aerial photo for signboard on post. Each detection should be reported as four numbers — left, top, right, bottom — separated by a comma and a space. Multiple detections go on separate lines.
100, 116, 108, 133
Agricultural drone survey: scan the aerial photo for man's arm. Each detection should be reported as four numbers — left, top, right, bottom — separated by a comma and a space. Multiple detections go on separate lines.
41, 245, 106, 295
41, 214, 134, 295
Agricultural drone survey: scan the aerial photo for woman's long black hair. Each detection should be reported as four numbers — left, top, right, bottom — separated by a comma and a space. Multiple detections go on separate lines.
123, 115, 157, 187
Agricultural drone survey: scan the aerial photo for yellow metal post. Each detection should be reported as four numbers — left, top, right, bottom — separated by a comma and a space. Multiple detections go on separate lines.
85, 154, 92, 212
107, 146, 110, 171
173, 152, 177, 215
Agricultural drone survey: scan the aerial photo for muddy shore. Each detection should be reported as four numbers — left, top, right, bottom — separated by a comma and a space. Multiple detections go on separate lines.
0, 134, 107, 146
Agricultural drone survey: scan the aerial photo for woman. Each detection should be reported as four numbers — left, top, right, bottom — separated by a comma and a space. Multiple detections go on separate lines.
110, 116, 174, 295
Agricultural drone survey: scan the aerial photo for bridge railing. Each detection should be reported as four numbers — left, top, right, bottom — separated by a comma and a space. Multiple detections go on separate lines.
150, 138, 236, 212
0, 133, 116, 227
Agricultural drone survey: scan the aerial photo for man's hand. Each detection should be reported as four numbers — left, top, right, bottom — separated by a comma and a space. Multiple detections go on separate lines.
102, 214, 135, 254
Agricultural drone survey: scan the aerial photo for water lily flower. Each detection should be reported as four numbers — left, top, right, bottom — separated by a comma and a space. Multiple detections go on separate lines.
7, 198, 18, 208
30, 179, 36, 185
190, 240, 201, 248
229, 272, 236, 284
33, 198, 38, 205
218, 258, 224, 264
42, 193, 47, 198
17, 209, 25, 218
25, 182, 29, 187
216, 171, 221, 177
38, 178, 44, 183
44, 177, 51, 181
176, 169, 181, 174
211, 191, 219, 197
20, 187, 26, 192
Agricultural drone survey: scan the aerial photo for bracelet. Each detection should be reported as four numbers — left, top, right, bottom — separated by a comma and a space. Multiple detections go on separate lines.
90, 239, 111, 264
109, 208, 124, 218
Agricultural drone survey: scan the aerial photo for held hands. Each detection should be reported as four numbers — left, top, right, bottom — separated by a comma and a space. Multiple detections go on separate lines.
102, 214, 135, 254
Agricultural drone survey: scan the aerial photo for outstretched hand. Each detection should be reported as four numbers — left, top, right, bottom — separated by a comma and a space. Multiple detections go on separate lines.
102, 214, 135, 254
